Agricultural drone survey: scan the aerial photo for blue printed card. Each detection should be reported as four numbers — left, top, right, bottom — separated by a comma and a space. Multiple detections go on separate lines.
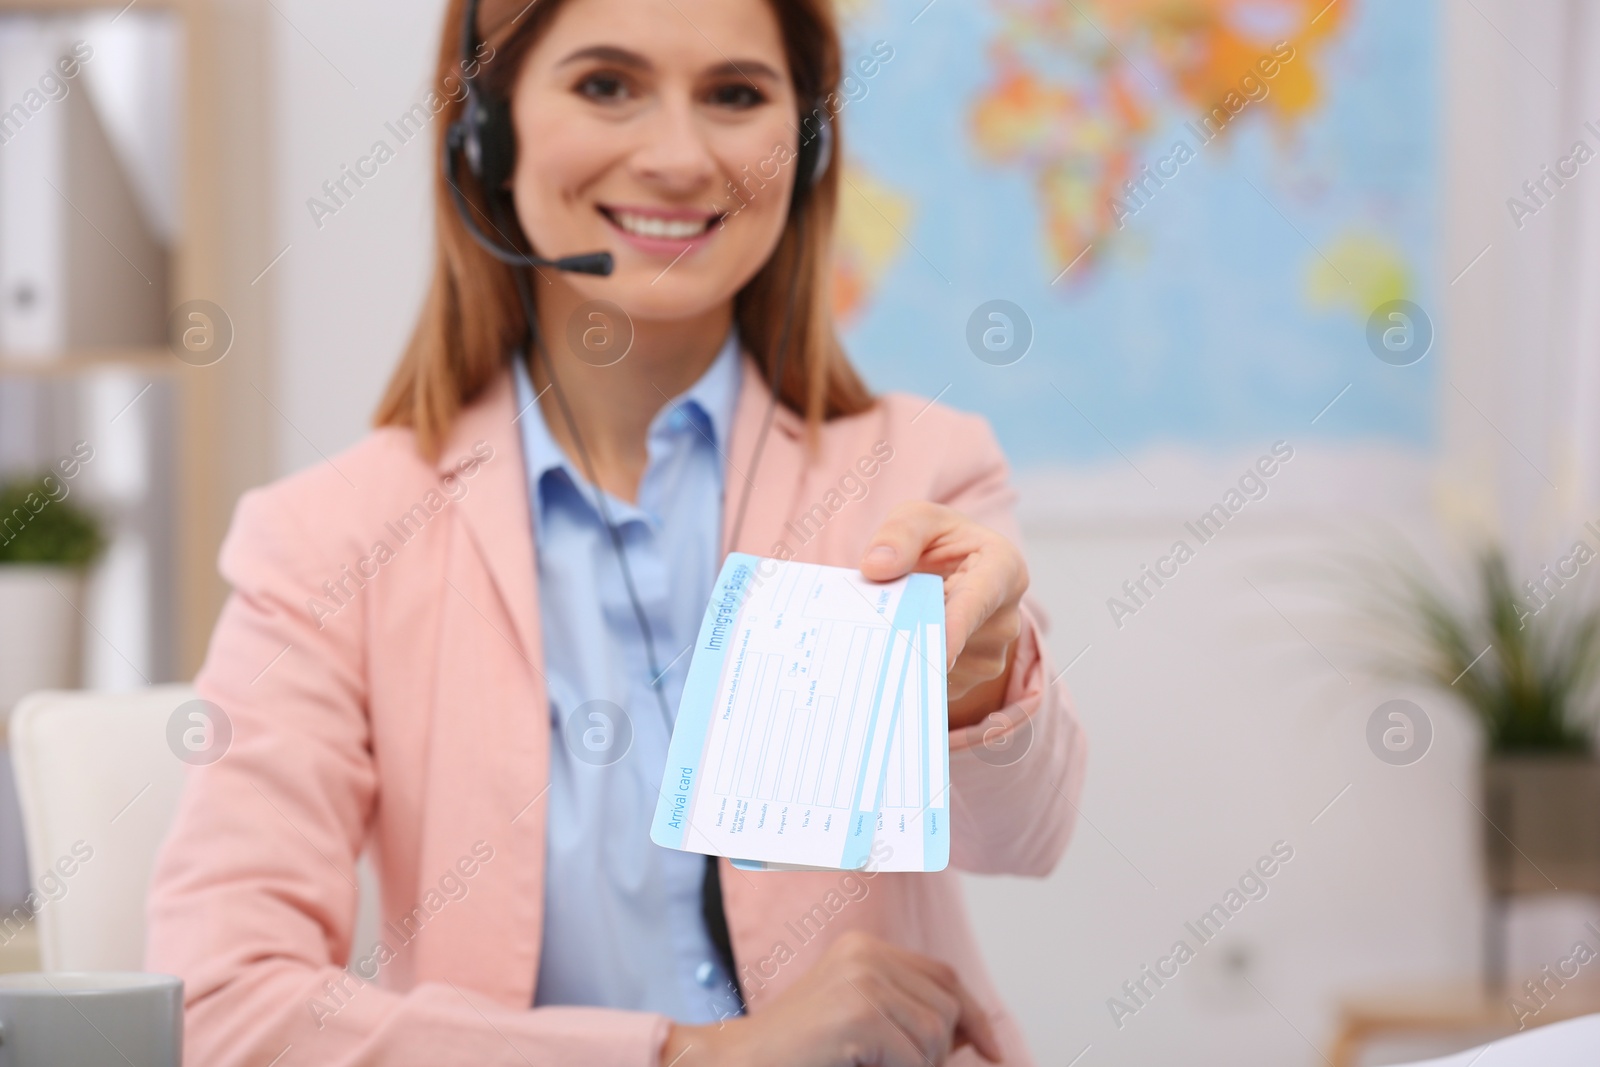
650, 554, 948, 871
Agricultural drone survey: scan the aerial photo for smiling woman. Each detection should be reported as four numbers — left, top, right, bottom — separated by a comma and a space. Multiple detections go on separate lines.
376, 0, 873, 466
144, 0, 1086, 1064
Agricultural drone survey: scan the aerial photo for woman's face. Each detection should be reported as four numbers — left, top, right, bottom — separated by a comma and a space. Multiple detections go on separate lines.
508, 0, 800, 324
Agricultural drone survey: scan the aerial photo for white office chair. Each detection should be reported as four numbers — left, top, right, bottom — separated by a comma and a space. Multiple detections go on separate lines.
10, 686, 382, 973
9, 685, 195, 971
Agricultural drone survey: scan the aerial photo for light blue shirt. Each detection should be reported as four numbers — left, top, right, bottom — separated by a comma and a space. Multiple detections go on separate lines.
512, 332, 744, 1024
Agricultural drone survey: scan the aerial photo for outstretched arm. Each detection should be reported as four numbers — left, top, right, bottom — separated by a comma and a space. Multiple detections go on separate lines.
859, 413, 1087, 877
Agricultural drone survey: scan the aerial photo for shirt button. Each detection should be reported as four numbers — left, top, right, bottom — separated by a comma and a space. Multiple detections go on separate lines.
695, 960, 716, 987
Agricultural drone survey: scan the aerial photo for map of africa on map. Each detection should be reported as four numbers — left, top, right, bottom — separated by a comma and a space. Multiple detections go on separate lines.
828, 0, 1437, 469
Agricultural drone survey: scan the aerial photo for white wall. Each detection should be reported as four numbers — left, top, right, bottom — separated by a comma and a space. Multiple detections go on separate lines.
972, 459, 1481, 1066
270, 0, 446, 474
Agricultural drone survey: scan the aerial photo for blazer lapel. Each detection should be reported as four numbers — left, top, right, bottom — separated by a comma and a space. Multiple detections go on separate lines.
722, 355, 808, 559
439, 371, 542, 664
411, 369, 551, 1004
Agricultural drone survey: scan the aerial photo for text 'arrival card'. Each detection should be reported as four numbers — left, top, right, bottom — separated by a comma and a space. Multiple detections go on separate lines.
650, 554, 950, 872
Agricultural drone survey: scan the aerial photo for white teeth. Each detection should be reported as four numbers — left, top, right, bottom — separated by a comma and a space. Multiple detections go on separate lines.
611, 211, 708, 240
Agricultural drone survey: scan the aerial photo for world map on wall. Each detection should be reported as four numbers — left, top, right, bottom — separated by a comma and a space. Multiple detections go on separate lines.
828, 0, 1438, 468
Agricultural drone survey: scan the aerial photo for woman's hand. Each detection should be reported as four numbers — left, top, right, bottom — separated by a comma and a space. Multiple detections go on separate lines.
660, 931, 1003, 1067
859, 502, 1029, 731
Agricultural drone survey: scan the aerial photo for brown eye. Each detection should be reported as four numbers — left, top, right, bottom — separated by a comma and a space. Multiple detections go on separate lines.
577, 72, 629, 101
709, 82, 766, 109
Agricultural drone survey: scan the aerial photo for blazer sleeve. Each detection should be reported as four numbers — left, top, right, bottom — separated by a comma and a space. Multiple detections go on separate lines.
926, 410, 1089, 877
144, 486, 670, 1067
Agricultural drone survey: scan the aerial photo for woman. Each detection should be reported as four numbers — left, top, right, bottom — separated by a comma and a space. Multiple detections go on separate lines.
146, 0, 1086, 1063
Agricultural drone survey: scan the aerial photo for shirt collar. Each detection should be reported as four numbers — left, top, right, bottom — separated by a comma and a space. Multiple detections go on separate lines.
512, 328, 743, 520
664, 326, 742, 454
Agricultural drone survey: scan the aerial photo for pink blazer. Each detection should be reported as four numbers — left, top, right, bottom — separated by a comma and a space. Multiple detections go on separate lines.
146, 356, 1088, 1067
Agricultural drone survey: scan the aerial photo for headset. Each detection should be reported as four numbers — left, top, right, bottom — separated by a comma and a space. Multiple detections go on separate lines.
444, 0, 833, 273
442, 0, 835, 1013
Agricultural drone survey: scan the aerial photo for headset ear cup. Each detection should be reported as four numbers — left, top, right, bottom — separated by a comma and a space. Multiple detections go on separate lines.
809, 114, 833, 188
792, 104, 832, 209
464, 91, 516, 191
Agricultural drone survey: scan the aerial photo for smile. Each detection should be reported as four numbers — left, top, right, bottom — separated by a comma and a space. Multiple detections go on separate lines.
598, 205, 723, 244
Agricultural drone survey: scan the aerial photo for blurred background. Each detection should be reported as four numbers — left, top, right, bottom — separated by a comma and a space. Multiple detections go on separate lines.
2, 0, 1600, 1064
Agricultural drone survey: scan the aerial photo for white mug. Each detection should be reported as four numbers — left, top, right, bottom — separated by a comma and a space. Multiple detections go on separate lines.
0, 972, 181, 1067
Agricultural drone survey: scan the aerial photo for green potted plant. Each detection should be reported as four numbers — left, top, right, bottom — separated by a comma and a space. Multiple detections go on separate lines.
1363, 546, 1600, 899
0, 473, 105, 716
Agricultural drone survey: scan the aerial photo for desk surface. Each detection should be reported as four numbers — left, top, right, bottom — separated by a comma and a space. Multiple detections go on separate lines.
1331, 982, 1600, 1067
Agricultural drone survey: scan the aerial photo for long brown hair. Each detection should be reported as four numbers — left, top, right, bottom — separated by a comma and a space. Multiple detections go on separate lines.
375, 0, 874, 459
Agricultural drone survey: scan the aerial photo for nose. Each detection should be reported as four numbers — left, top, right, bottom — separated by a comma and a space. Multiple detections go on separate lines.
629, 91, 719, 195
